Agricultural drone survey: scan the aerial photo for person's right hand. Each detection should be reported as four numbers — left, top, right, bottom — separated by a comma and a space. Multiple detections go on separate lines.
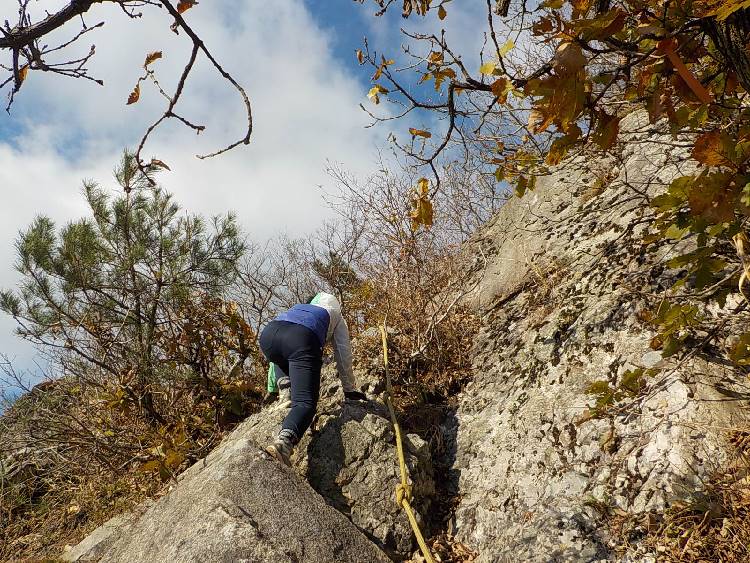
344, 390, 367, 402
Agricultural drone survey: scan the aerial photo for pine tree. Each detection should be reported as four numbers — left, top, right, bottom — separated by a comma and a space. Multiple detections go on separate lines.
0, 151, 245, 422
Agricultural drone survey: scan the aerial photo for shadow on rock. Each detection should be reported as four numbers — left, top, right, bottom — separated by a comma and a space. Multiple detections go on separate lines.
302, 399, 434, 560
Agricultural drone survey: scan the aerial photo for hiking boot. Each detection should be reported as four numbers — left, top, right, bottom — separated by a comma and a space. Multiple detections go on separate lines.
265, 431, 295, 466
277, 377, 291, 409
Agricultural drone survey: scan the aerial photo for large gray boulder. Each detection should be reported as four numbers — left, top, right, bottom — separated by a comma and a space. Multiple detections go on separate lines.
448, 111, 750, 561
237, 365, 434, 559
64, 427, 391, 562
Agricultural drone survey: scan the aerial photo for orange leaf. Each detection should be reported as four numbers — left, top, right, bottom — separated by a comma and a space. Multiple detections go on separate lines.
592, 113, 620, 150
553, 42, 586, 76
657, 39, 712, 105
144, 51, 163, 67
491, 77, 509, 104
356, 50, 364, 64
692, 130, 736, 168
409, 128, 432, 138
127, 83, 140, 105
18, 65, 29, 84
687, 171, 737, 223
177, 0, 197, 14
438, 4, 447, 19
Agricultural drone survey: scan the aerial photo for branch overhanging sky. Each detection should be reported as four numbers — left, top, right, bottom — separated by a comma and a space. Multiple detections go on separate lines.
0, 0, 487, 385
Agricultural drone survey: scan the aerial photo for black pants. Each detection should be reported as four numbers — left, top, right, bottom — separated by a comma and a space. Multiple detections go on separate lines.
259, 320, 322, 443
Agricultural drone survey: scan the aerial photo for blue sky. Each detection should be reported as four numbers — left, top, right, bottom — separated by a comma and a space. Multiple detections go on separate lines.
0, 0, 487, 391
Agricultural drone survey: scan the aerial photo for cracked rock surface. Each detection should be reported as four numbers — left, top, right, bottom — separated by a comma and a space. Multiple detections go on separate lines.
448, 111, 750, 561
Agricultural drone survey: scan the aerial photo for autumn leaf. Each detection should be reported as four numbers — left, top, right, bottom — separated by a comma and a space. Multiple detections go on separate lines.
692, 130, 736, 168
546, 125, 582, 165
515, 175, 537, 197
368, 84, 389, 104
497, 40, 514, 57
686, 171, 737, 223
144, 51, 163, 68
127, 83, 141, 105
480, 62, 497, 75
527, 109, 546, 133
573, 9, 627, 41
532, 17, 554, 35
428, 51, 444, 65
409, 128, 432, 138
18, 65, 29, 85
553, 42, 586, 76
149, 158, 171, 171
139, 460, 161, 473
657, 39, 712, 105
433, 67, 455, 90
592, 112, 620, 150
410, 178, 433, 230
438, 4, 447, 19
177, 0, 197, 14
491, 77, 509, 104
356, 50, 364, 64
712, 0, 750, 21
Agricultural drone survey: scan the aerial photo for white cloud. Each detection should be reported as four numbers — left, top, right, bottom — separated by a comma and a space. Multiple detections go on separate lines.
0, 0, 390, 381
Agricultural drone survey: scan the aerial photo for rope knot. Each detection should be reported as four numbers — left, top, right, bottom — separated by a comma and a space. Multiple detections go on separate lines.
395, 482, 412, 507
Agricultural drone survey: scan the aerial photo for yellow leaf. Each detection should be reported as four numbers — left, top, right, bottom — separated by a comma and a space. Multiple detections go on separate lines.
18, 65, 29, 84
144, 51, 163, 67
480, 62, 497, 75
410, 179, 433, 230
409, 128, 432, 138
127, 83, 141, 105
356, 49, 364, 64
498, 39, 514, 57
428, 51, 444, 65
368, 84, 388, 104
177, 0, 197, 14
438, 4, 447, 19
382, 57, 395, 66
712, 0, 750, 20
139, 459, 161, 473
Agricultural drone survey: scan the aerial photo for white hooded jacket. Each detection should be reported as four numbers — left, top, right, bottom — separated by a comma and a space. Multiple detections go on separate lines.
308, 292, 356, 392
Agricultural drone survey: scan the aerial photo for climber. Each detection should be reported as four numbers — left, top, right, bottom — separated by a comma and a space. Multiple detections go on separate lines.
261, 292, 366, 465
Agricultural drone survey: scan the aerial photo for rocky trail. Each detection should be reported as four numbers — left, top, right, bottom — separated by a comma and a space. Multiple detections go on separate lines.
63, 111, 750, 562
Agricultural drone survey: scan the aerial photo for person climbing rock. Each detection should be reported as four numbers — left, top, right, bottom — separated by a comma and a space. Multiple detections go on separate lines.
260, 292, 366, 465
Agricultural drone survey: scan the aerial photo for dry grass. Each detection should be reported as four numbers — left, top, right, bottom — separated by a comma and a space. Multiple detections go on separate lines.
407, 533, 479, 562
1, 467, 159, 560
612, 429, 750, 562
0, 369, 265, 560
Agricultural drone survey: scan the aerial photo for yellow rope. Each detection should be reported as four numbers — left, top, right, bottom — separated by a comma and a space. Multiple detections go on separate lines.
733, 232, 750, 305
379, 323, 435, 563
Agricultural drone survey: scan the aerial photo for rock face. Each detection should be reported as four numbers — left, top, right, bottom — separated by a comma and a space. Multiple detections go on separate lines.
66, 432, 390, 563
448, 111, 750, 561
236, 366, 434, 559
65, 365, 432, 562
